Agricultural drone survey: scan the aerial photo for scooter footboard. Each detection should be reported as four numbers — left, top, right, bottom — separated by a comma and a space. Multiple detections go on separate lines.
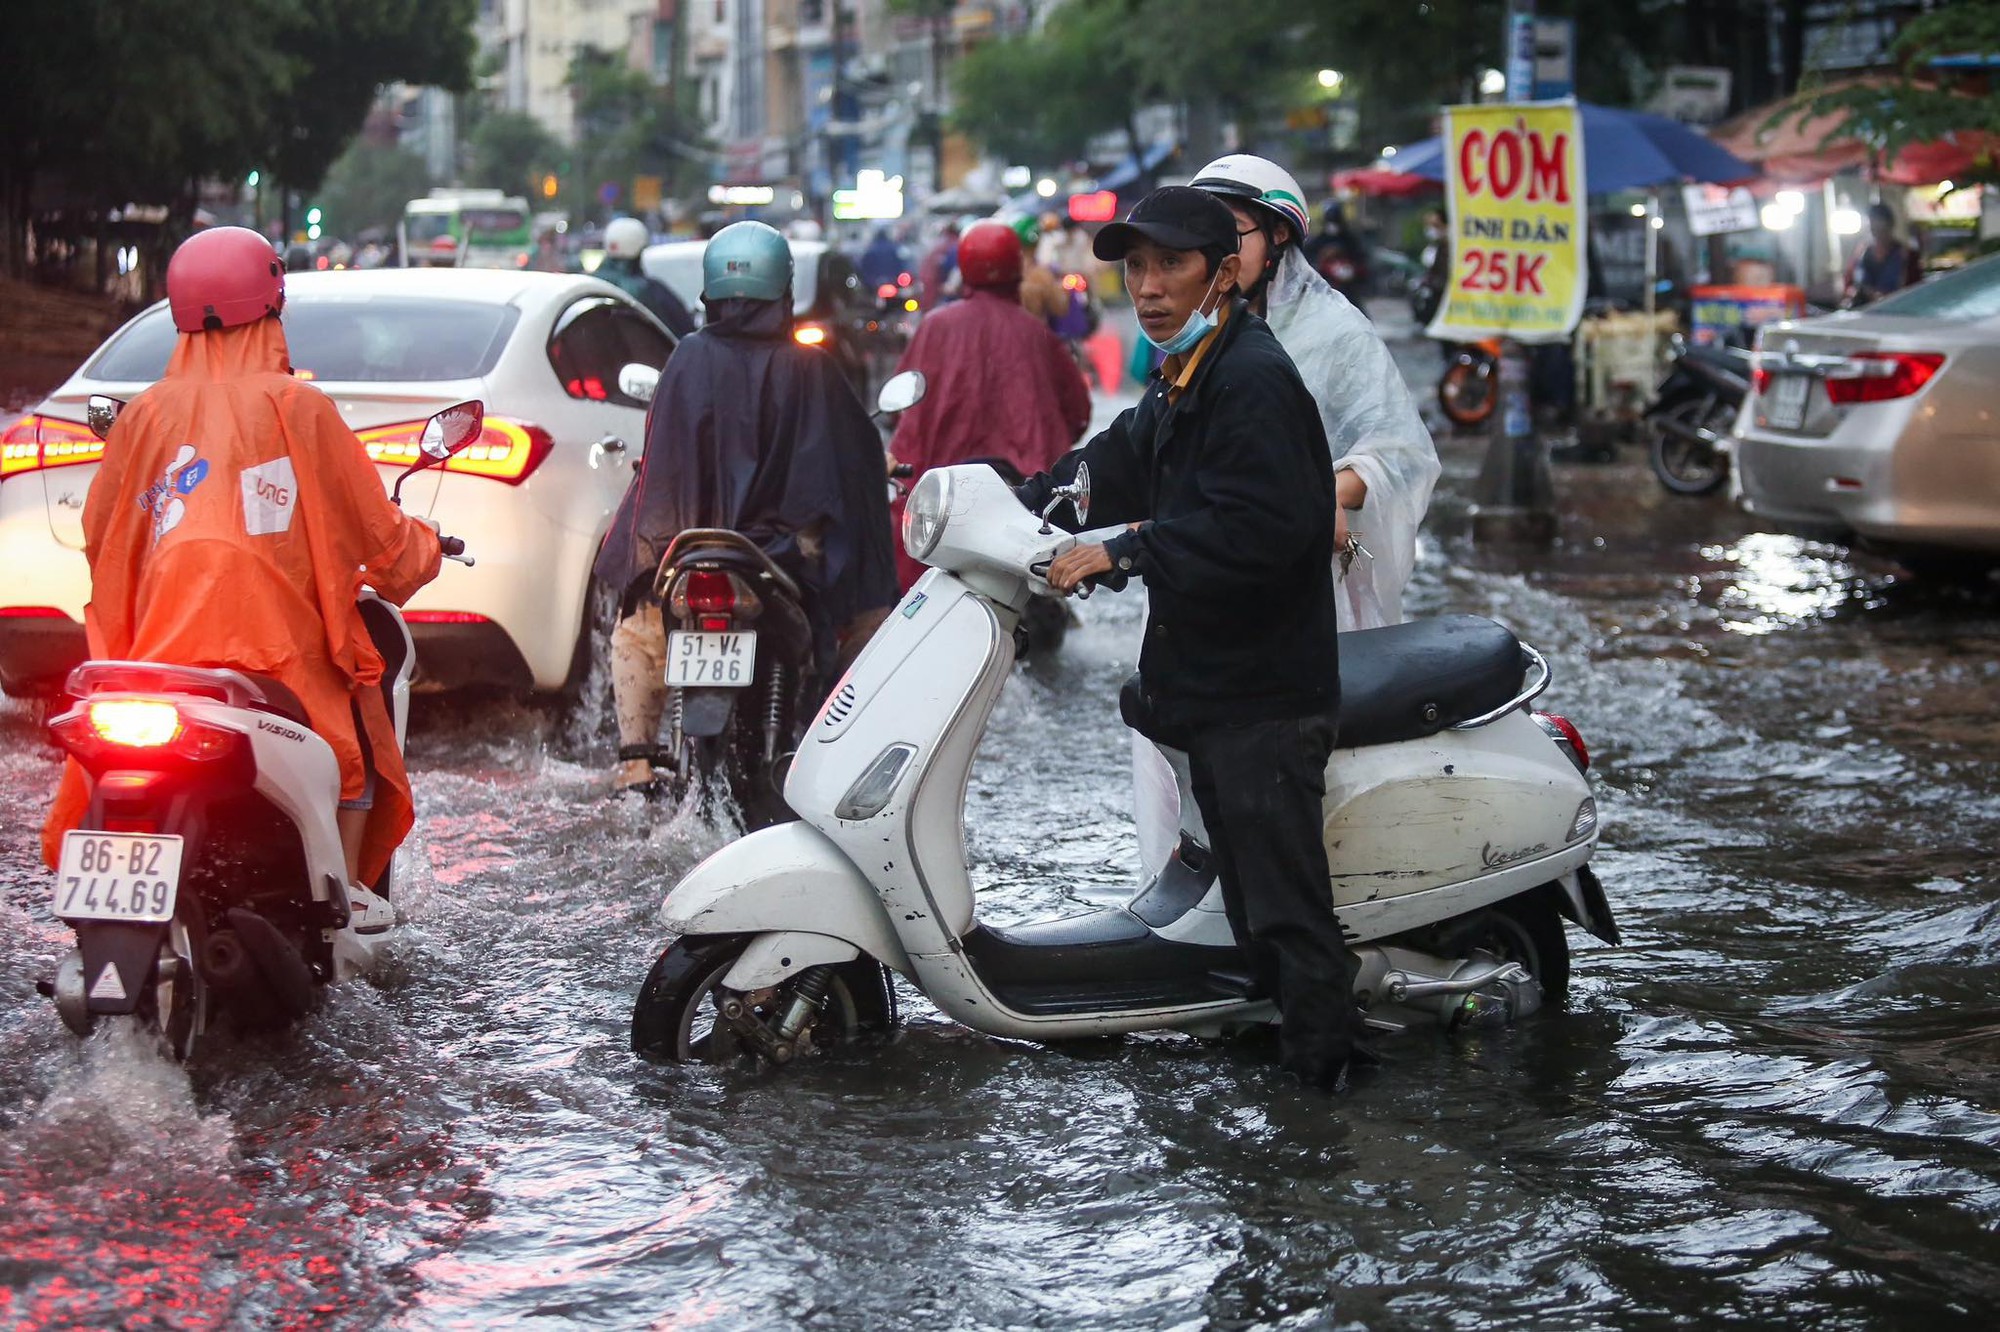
660, 821, 913, 978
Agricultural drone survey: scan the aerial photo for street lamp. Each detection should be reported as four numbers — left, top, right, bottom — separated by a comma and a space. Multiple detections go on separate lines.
1479, 67, 1507, 97
1317, 68, 1344, 92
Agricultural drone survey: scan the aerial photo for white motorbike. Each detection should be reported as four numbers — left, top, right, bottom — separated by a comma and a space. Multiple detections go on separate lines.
631, 373, 1617, 1065
36, 398, 483, 1059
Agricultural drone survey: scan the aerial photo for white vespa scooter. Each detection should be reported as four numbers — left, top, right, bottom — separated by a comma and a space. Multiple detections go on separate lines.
632, 373, 1617, 1065
37, 398, 482, 1060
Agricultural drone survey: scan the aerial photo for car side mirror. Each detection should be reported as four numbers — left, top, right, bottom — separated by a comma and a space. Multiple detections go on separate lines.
618, 363, 661, 405
875, 369, 925, 417
392, 399, 484, 506
86, 395, 127, 442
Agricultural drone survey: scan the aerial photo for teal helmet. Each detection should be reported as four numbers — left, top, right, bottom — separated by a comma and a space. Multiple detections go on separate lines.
702, 221, 793, 301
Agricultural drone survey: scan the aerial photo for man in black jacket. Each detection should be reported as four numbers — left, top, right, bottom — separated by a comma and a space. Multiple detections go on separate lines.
1023, 186, 1361, 1088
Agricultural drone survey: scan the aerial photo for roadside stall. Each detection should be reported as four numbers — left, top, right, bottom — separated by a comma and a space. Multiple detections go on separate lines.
1376, 101, 1756, 426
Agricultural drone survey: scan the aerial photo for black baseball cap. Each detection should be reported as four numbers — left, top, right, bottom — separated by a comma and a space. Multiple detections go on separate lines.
1092, 186, 1240, 261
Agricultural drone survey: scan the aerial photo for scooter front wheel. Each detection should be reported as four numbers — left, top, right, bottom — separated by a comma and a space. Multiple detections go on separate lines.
631, 934, 896, 1065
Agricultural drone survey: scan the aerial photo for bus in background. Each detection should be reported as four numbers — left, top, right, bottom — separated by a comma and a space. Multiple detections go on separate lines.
399, 190, 533, 269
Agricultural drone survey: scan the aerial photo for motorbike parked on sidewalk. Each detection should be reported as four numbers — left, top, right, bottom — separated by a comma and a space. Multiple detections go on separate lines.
38, 399, 483, 1059
1645, 335, 1751, 496
1437, 336, 1502, 430
632, 461, 1617, 1067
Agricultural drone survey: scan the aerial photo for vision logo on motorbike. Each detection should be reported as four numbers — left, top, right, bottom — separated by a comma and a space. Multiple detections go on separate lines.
255, 717, 307, 743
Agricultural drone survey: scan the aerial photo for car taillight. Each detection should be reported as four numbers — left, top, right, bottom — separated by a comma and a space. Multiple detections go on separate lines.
1534, 711, 1590, 773
1751, 363, 1772, 396
1, 415, 103, 480
1822, 352, 1945, 405
877, 283, 899, 300
1062, 273, 1088, 292
356, 416, 554, 485
794, 324, 828, 347
684, 570, 736, 613
403, 611, 492, 624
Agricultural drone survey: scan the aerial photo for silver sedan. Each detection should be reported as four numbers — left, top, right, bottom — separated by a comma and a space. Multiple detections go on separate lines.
1733, 255, 2000, 566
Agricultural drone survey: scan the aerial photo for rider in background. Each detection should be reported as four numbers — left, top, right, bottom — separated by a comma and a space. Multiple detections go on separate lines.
1011, 214, 1069, 327
594, 222, 897, 794
42, 227, 442, 923
595, 217, 696, 338
885, 220, 1092, 590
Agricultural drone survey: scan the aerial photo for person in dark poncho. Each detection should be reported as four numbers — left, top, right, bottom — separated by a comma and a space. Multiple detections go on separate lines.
593, 221, 899, 793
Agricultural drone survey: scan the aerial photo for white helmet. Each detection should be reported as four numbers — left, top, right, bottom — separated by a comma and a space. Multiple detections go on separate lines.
604, 217, 650, 259
1190, 155, 1311, 241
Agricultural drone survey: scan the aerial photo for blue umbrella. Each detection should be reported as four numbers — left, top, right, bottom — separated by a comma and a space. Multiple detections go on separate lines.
1378, 102, 1756, 193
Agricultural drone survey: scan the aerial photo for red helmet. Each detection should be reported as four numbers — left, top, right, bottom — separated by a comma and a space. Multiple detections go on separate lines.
957, 221, 1023, 290
166, 226, 285, 333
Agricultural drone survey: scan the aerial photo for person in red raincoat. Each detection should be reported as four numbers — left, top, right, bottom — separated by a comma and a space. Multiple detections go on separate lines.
42, 227, 442, 908
886, 220, 1093, 589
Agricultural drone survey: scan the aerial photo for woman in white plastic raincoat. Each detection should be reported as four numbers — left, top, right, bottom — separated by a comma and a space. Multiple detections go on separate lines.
1130, 154, 1442, 881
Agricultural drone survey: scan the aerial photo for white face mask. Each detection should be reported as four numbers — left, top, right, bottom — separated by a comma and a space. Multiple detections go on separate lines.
1143, 264, 1227, 355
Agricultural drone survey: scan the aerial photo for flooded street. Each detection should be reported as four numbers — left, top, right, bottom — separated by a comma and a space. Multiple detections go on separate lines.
5, 345, 2000, 1330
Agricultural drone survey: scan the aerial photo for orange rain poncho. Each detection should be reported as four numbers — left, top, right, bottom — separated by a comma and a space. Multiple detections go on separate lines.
42, 316, 442, 885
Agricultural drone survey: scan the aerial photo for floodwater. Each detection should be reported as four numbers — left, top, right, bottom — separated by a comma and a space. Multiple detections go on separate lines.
4, 352, 2000, 1330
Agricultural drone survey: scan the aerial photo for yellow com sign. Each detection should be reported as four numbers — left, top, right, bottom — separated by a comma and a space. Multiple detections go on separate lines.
1428, 101, 1588, 344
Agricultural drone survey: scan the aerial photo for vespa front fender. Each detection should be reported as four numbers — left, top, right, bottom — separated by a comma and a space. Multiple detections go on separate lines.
660, 821, 913, 977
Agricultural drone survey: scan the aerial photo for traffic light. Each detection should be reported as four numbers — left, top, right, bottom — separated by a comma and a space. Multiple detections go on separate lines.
541, 174, 559, 199
305, 205, 323, 242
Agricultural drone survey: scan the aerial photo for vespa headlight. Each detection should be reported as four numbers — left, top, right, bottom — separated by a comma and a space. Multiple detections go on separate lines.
903, 468, 950, 561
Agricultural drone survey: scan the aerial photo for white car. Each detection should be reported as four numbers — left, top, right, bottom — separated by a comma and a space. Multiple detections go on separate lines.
0, 268, 675, 697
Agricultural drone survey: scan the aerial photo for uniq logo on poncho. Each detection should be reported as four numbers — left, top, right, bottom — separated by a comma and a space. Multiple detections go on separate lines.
137, 444, 210, 543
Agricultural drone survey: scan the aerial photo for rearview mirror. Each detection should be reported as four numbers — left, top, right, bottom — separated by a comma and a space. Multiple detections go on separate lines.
420, 399, 484, 459
875, 370, 925, 417
393, 399, 484, 506
1037, 460, 1090, 533
86, 395, 127, 442
618, 363, 661, 405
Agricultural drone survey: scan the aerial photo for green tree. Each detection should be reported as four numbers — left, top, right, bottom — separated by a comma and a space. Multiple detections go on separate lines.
0, 0, 291, 278
468, 111, 566, 203
951, 1, 1151, 177
565, 47, 710, 222
1802, 0, 2000, 185
261, 0, 480, 223
319, 141, 434, 237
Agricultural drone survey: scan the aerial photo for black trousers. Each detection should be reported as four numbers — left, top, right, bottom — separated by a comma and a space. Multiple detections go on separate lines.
1184, 712, 1356, 1083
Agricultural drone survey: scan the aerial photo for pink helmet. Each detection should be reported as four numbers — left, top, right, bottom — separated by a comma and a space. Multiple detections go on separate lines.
166, 226, 285, 333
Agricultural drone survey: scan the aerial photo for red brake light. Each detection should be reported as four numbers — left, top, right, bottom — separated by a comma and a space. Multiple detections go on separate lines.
89, 699, 182, 748
1535, 712, 1589, 772
402, 611, 492, 624
355, 417, 555, 485
877, 283, 899, 300
897, 271, 912, 286
684, 571, 736, 614
1, 415, 103, 480
1751, 364, 1771, 396
1822, 352, 1945, 405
